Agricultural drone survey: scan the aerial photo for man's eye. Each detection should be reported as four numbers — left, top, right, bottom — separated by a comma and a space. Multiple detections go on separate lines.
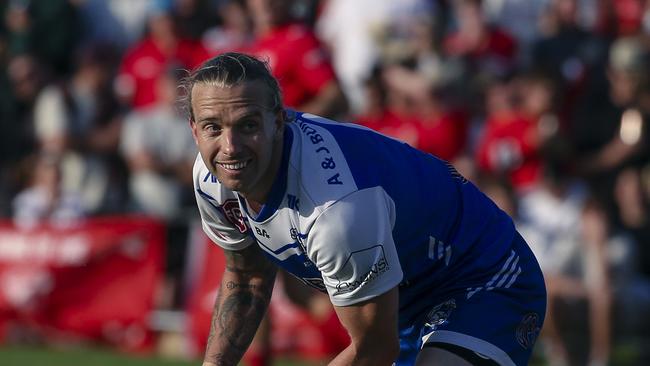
242, 121, 259, 132
204, 124, 221, 133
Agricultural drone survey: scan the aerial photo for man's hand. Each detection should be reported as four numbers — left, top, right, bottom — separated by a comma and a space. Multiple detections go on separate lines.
203, 244, 277, 366
329, 286, 400, 366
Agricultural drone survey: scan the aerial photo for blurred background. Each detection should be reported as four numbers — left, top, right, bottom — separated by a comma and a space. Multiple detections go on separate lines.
0, 0, 649, 365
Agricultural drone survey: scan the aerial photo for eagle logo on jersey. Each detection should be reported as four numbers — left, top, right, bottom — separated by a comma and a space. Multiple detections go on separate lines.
219, 199, 248, 233
424, 299, 456, 328
516, 313, 540, 349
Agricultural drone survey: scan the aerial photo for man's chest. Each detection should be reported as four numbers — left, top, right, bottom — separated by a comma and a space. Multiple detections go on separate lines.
246, 209, 326, 291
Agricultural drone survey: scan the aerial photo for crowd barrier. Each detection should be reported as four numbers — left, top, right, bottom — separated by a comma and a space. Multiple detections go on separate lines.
0, 217, 165, 352
0, 217, 347, 359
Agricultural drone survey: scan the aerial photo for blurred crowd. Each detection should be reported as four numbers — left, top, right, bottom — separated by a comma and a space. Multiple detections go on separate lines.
1, 0, 650, 364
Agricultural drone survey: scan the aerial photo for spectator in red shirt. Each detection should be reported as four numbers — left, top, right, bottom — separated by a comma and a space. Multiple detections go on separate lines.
443, 0, 518, 78
115, 2, 209, 110
355, 63, 419, 147
374, 62, 467, 160
412, 88, 468, 162
245, 0, 347, 118
475, 76, 544, 192
202, 0, 253, 56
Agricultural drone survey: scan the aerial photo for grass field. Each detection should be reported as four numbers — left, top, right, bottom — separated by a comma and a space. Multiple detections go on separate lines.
0, 345, 319, 366
0, 343, 642, 365
0, 344, 550, 366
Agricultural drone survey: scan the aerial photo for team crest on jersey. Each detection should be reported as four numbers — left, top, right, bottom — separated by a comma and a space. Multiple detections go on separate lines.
219, 199, 248, 233
516, 313, 540, 349
424, 299, 456, 328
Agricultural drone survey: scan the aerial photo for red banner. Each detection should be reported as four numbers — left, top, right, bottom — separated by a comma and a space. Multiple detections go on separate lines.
0, 217, 165, 352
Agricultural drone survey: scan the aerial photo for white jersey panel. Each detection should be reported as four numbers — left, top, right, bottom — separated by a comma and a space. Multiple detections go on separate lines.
193, 154, 255, 251
307, 186, 403, 306
293, 116, 358, 203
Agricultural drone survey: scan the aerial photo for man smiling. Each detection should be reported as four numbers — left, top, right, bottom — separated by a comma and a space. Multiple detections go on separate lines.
187, 53, 546, 366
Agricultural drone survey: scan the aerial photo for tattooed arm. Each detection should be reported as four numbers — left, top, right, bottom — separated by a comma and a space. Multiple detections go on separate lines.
202, 244, 277, 366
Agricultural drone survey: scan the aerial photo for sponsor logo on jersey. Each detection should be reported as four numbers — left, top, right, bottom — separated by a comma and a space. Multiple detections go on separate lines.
298, 120, 345, 186
516, 313, 541, 349
333, 245, 390, 295
219, 199, 248, 233
254, 227, 270, 239
424, 299, 456, 328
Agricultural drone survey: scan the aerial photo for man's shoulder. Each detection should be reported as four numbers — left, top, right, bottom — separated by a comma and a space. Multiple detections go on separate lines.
288, 112, 430, 200
287, 114, 365, 207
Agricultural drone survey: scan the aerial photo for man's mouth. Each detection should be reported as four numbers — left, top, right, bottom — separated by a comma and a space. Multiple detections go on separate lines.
218, 160, 250, 171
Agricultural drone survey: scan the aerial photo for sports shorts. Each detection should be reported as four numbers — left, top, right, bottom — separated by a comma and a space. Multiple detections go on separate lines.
395, 232, 547, 366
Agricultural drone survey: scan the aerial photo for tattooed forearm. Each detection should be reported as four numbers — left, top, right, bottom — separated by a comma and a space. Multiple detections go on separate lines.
206, 285, 223, 349
219, 290, 268, 348
203, 245, 277, 366
205, 279, 274, 364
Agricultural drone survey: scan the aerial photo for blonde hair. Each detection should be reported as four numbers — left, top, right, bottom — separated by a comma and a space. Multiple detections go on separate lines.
180, 52, 283, 121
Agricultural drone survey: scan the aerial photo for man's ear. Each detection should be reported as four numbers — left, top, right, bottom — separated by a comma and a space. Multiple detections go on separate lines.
274, 109, 285, 140
189, 118, 199, 145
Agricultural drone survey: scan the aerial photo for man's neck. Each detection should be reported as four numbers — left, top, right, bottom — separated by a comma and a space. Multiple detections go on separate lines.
246, 199, 264, 216
241, 131, 285, 217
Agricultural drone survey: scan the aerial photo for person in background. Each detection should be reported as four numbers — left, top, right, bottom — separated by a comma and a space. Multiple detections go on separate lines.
0, 54, 46, 215
171, 0, 218, 41
518, 140, 612, 366
12, 152, 85, 228
120, 67, 196, 219
201, 0, 252, 56
1, 0, 82, 76
531, 0, 609, 115
115, 0, 208, 110
33, 43, 126, 215
443, 0, 518, 81
245, 0, 347, 118
475, 73, 557, 193
569, 36, 650, 216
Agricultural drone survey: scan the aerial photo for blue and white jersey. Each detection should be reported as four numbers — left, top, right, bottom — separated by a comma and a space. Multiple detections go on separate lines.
194, 112, 518, 330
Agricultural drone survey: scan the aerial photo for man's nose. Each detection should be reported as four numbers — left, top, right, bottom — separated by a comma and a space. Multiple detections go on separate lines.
221, 129, 242, 156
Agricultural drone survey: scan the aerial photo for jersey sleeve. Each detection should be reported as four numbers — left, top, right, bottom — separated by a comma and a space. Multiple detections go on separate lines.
306, 187, 403, 306
193, 155, 255, 251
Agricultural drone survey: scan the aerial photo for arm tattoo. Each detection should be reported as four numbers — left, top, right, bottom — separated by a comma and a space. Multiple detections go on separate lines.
225, 281, 258, 290
204, 245, 277, 366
